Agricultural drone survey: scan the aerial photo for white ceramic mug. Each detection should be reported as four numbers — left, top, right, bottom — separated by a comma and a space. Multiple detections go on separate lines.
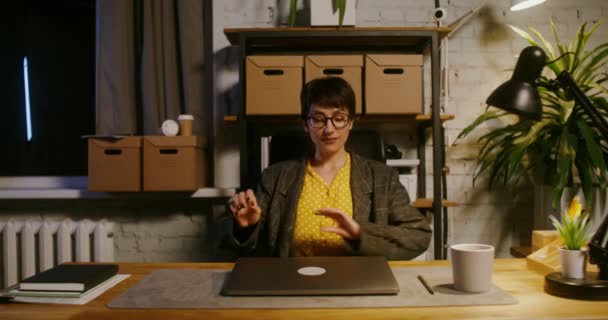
450, 244, 495, 293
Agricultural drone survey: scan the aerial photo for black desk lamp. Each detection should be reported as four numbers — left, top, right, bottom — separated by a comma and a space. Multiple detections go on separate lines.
486, 45, 608, 300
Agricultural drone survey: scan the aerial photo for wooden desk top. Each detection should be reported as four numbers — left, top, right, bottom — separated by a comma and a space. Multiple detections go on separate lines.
1, 259, 607, 320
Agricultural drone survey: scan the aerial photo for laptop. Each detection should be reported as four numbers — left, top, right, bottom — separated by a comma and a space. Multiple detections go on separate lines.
221, 256, 399, 296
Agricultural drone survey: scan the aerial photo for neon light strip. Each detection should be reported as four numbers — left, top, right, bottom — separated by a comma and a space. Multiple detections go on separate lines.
23, 57, 32, 141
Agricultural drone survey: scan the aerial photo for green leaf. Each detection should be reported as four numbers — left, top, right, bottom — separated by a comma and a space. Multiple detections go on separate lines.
589, 83, 608, 96
575, 43, 608, 80
289, 0, 298, 27
505, 145, 527, 184
577, 120, 607, 174
488, 145, 517, 188
551, 128, 577, 208
509, 25, 542, 48
569, 22, 587, 72
550, 209, 590, 249
529, 26, 557, 60
575, 144, 596, 207
551, 19, 567, 61
334, 0, 347, 27
559, 99, 576, 124
456, 110, 506, 142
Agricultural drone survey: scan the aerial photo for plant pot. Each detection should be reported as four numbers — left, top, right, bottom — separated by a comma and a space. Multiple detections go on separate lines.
559, 247, 588, 279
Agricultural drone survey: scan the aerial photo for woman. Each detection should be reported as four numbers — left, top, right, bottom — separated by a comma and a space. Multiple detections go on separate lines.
225, 77, 431, 260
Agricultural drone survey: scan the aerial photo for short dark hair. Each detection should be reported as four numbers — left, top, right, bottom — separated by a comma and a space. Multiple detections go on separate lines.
300, 77, 356, 119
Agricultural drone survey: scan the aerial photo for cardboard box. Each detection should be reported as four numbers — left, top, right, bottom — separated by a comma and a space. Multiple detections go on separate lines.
305, 55, 363, 114
88, 137, 142, 192
143, 136, 206, 191
532, 230, 561, 252
365, 54, 423, 114
526, 238, 562, 275
246, 56, 303, 115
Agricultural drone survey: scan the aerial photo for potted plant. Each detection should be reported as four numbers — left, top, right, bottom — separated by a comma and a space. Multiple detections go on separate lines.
550, 196, 590, 279
456, 20, 608, 211
289, 0, 351, 27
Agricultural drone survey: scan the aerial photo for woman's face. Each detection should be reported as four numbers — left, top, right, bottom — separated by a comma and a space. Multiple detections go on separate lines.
304, 104, 353, 157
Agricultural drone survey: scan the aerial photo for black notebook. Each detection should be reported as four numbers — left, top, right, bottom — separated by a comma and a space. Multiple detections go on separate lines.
19, 264, 119, 292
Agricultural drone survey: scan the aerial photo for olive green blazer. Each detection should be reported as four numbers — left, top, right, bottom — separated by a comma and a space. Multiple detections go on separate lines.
223, 153, 431, 260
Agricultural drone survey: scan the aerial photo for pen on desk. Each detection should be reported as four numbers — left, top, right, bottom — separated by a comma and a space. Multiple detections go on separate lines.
417, 274, 434, 295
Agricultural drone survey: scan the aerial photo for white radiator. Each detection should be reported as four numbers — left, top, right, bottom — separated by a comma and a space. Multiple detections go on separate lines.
0, 219, 114, 289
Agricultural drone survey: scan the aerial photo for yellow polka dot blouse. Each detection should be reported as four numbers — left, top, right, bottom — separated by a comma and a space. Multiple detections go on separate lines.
291, 153, 353, 256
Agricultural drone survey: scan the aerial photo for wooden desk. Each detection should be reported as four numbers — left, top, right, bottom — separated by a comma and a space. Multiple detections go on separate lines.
1, 259, 607, 320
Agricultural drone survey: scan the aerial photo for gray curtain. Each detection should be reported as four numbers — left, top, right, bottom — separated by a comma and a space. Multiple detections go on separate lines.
95, 0, 205, 135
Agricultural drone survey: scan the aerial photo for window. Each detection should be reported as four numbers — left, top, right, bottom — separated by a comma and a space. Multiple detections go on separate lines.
0, 1, 95, 176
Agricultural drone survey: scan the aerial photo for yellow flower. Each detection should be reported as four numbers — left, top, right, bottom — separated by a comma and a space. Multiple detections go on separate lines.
568, 196, 582, 219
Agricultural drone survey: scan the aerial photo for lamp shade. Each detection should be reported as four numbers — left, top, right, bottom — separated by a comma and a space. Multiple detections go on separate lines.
486, 46, 547, 120
511, 0, 547, 11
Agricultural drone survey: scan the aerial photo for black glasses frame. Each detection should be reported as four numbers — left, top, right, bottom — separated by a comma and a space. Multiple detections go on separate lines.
306, 113, 352, 129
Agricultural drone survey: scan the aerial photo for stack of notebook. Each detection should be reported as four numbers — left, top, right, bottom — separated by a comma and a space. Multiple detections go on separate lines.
2, 264, 127, 304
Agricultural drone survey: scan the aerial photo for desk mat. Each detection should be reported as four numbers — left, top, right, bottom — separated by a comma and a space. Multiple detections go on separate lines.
107, 266, 517, 309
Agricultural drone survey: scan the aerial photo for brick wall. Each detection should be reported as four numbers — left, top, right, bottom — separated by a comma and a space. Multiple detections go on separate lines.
0, 199, 226, 262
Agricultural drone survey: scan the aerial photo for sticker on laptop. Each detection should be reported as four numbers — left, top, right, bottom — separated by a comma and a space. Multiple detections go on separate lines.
297, 266, 326, 276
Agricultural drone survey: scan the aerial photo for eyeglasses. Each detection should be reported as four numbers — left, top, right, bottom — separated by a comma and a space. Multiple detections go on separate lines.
306, 113, 352, 129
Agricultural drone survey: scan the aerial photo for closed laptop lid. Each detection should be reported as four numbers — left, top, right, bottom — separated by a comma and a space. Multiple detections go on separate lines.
221, 256, 399, 296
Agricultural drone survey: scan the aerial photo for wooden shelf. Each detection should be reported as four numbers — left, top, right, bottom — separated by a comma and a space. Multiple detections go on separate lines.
224, 27, 452, 46
412, 198, 458, 209
414, 114, 455, 122
224, 114, 454, 123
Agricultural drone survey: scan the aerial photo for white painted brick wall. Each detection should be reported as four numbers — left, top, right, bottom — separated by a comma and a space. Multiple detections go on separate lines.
0, 207, 221, 263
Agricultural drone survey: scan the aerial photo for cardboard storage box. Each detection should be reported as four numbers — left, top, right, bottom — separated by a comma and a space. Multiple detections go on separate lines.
305, 55, 363, 114
246, 55, 303, 115
88, 137, 142, 192
532, 230, 560, 252
143, 136, 206, 191
365, 54, 423, 114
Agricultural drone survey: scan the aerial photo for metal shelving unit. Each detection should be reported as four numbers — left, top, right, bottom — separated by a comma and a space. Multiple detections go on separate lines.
224, 27, 453, 259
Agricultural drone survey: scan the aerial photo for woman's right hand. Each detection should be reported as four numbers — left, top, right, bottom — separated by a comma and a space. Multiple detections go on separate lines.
229, 189, 261, 228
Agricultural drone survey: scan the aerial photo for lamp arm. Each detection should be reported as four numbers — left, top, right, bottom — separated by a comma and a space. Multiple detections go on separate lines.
555, 71, 608, 142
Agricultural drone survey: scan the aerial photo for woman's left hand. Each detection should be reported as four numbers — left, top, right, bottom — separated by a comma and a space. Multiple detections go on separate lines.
316, 208, 361, 240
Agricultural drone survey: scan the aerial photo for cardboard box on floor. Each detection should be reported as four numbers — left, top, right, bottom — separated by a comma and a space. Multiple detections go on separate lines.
143, 136, 206, 191
365, 54, 423, 114
88, 137, 142, 192
246, 55, 303, 115
305, 55, 363, 114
